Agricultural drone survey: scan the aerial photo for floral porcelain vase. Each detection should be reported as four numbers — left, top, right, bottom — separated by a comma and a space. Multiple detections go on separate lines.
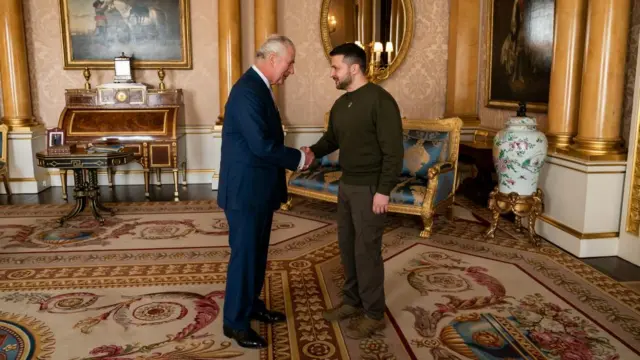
493, 104, 548, 196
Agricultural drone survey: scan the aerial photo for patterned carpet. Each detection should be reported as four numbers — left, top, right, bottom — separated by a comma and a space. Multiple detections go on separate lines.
0, 197, 639, 359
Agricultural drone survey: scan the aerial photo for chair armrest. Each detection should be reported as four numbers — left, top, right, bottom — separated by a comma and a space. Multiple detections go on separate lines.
427, 162, 455, 180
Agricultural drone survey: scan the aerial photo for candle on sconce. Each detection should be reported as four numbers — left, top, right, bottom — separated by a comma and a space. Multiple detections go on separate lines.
385, 42, 394, 53
373, 41, 383, 63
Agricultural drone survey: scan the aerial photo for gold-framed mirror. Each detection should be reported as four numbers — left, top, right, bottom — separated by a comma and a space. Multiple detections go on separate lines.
320, 0, 414, 83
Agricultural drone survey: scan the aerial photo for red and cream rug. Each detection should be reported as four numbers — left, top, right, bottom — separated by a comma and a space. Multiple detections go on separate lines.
0, 197, 638, 359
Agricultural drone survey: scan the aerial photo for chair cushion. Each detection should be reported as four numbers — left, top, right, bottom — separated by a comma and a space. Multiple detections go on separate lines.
389, 176, 428, 206
401, 130, 450, 179
289, 165, 342, 195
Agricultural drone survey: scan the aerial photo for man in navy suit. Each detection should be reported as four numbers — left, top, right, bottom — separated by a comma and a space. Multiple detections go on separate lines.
218, 35, 314, 349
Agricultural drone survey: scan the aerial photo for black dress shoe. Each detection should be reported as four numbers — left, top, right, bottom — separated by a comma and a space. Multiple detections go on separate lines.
223, 326, 267, 349
250, 309, 286, 324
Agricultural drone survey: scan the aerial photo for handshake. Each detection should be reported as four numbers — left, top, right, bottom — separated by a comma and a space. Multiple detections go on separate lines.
300, 146, 315, 170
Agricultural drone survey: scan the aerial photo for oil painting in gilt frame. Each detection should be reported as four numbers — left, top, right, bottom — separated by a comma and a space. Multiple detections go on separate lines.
59, 0, 192, 69
485, 0, 554, 112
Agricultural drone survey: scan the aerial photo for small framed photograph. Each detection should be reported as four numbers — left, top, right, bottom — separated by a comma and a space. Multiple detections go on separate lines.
47, 128, 65, 148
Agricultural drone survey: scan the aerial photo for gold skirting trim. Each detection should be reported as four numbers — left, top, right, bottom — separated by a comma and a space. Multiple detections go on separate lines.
49, 169, 213, 176
8, 177, 36, 182
538, 214, 618, 240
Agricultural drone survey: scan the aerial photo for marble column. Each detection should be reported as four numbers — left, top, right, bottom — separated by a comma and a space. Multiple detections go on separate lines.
255, 0, 278, 101
570, 0, 631, 159
218, 0, 242, 124
546, 0, 587, 151
0, 0, 36, 128
444, 0, 481, 126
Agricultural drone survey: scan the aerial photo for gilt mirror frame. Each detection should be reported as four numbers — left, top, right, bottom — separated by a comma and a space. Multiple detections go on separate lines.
319, 0, 414, 84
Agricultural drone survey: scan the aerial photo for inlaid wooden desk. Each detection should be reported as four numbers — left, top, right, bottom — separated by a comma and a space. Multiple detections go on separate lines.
58, 87, 187, 201
36, 150, 135, 225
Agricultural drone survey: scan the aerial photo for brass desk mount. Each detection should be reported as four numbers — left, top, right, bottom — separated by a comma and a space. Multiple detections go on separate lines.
158, 68, 166, 90
83, 67, 91, 90
484, 187, 544, 246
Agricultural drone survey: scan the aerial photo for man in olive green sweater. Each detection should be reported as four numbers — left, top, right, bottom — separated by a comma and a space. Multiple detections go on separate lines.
302, 43, 404, 339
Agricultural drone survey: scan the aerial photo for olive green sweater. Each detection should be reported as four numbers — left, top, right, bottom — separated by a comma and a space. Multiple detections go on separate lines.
310, 82, 404, 196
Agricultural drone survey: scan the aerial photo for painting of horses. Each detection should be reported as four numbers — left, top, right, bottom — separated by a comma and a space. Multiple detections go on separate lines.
59, 0, 191, 69
485, 0, 554, 112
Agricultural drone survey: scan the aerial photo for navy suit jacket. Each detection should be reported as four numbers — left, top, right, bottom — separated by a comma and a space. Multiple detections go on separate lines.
217, 67, 301, 212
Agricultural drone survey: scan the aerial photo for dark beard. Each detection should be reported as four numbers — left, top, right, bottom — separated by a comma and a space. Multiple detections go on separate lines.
336, 73, 353, 90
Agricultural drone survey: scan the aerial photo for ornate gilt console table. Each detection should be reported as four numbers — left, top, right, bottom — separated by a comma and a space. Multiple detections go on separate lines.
58, 85, 187, 201
36, 150, 135, 225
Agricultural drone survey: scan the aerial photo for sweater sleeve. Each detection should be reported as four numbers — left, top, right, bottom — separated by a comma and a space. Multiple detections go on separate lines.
310, 110, 339, 158
375, 95, 404, 196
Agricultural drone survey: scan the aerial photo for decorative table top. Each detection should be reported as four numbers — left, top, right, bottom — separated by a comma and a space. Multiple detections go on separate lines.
36, 150, 135, 169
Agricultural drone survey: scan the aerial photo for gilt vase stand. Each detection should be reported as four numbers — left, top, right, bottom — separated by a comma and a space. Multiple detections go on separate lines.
483, 186, 544, 246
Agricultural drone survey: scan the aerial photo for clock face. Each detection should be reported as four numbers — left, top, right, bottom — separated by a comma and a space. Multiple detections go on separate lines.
116, 91, 128, 102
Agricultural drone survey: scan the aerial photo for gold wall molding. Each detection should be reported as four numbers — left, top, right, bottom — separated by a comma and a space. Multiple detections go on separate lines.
8, 177, 36, 182
539, 214, 619, 240
445, 0, 481, 126
546, 161, 626, 174
547, 152, 627, 167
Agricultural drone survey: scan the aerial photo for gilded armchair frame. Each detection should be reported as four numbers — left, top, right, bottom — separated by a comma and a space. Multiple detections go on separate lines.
0, 124, 11, 195
282, 116, 463, 238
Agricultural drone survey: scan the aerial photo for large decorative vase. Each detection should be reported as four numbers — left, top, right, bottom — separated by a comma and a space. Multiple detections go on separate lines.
492, 105, 548, 196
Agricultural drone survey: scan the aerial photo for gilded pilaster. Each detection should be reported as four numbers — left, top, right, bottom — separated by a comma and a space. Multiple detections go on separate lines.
546, 0, 587, 151
569, 0, 631, 159
445, 0, 481, 126
217, 0, 242, 124
0, 0, 37, 128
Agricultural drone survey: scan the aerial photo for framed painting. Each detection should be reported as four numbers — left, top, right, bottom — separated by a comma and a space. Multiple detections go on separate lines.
59, 0, 192, 69
485, 0, 554, 112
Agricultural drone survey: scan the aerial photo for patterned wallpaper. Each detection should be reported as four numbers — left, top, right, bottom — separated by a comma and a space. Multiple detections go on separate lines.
21, 0, 218, 128
3, 0, 448, 128
3, 0, 637, 134
278, 0, 449, 126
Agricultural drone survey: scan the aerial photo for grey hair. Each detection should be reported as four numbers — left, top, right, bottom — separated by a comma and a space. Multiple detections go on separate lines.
256, 34, 295, 59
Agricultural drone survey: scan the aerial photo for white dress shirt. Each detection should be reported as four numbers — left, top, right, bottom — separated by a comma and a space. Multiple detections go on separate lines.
251, 65, 306, 169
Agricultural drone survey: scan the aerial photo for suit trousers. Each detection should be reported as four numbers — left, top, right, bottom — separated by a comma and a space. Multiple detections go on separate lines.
223, 208, 273, 330
337, 181, 387, 320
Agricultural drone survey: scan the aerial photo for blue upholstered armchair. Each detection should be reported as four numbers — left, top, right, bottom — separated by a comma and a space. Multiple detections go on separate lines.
282, 117, 463, 238
0, 124, 11, 195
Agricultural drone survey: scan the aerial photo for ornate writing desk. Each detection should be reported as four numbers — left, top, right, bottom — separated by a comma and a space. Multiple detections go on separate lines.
36, 149, 135, 225
58, 85, 187, 201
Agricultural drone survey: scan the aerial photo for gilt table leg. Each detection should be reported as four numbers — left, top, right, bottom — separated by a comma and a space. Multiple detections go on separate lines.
144, 169, 150, 198
173, 168, 179, 201
60, 169, 68, 200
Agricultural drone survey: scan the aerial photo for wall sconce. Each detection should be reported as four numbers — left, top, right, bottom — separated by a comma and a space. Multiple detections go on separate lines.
328, 15, 337, 33
356, 40, 394, 82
